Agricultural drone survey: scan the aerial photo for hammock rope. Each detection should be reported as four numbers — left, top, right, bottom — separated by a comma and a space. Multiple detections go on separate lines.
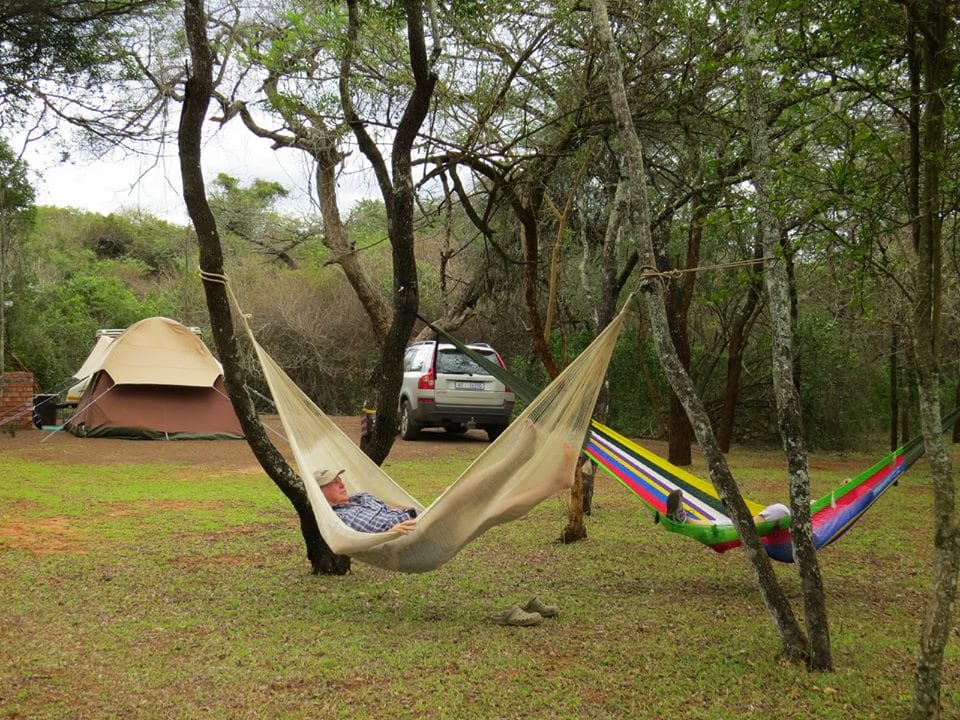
637, 257, 765, 282
204, 271, 631, 573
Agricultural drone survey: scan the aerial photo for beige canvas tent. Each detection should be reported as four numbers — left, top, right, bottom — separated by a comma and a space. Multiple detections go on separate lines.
65, 333, 117, 404
64, 317, 243, 440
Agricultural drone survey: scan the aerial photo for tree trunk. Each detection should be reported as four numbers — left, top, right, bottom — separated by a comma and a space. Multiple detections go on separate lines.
314, 154, 392, 345
584, 179, 626, 423
179, 0, 348, 575
520, 215, 561, 380
0, 192, 6, 377
592, 0, 809, 664
737, 0, 831, 671
659, 211, 697, 467
667, 394, 692, 465
902, 365, 913, 443
953, 377, 960, 444
562, 181, 627, 543
226, 91, 393, 346
907, 2, 958, 717
561, 458, 589, 543
781, 233, 802, 393
890, 325, 900, 451
717, 244, 763, 453
340, 0, 437, 464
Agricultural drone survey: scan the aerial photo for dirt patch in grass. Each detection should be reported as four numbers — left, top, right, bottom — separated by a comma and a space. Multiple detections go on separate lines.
0, 515, 85, 555
0, 501, 226, 556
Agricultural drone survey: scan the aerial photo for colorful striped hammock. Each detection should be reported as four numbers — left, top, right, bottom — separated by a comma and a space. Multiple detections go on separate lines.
584, 416, 955, 563
419, 314, 956, 563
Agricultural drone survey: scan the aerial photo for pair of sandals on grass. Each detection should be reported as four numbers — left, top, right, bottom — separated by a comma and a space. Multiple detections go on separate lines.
493, 596, 559, 626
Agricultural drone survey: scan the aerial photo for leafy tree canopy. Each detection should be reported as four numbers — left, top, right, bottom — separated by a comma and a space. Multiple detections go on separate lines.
209, 173, 319, 269
0, 0, 160, 128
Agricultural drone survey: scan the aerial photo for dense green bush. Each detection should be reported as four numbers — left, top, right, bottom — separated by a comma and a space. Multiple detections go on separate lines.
8, 270, 172, 390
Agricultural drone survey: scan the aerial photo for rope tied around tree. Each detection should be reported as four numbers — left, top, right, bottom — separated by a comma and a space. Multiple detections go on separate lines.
638, 257, 766, 285
199, 270, 229, 287
199, 270, 257, 322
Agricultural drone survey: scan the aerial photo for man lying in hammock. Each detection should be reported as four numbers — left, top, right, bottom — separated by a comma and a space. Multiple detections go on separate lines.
665, 488, 791, 527
316, 469, 419, 535
314, 417, 577, 542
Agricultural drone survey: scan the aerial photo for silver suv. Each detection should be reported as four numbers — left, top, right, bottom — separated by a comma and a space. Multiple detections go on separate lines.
398, 341, 515, 441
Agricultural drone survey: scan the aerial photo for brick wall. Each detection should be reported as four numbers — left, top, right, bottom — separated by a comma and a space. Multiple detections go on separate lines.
0, 372, 37, 430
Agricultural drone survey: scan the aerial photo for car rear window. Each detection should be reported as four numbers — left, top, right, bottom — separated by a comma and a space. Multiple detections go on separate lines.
436, 348, 497, 376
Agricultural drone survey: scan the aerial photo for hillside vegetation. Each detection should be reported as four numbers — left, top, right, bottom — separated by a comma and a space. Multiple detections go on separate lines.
6, 195, 951, 451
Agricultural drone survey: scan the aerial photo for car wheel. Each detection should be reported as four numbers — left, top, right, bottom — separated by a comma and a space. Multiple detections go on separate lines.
399, 400, 420, 440
443, 423, 467, 435
484, 424, 507, 442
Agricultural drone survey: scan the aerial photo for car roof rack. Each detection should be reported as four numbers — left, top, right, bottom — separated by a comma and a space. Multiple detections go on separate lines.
408, 340, 495, 349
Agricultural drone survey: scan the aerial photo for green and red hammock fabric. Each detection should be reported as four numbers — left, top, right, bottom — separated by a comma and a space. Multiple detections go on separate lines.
418, 313, 956, 563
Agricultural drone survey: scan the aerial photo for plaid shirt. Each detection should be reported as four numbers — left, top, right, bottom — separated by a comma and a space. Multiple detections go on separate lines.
332, 492, 416, 533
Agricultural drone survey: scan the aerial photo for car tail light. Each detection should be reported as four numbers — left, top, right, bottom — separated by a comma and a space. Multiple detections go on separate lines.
417, 369, 435, 390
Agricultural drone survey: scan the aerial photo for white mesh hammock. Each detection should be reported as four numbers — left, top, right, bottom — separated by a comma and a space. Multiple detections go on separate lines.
216, 274, 629, 573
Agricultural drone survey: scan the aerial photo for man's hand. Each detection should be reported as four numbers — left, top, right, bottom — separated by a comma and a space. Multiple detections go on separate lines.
390, 518, 417, 535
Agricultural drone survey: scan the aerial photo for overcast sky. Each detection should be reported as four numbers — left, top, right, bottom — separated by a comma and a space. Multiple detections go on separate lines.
20, 121, 373, 226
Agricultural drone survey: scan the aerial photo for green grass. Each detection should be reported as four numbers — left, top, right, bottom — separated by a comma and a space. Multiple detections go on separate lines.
1, 447, 958, 719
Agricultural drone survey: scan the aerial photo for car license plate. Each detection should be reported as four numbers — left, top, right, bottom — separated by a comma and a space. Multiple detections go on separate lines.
454, 381, 483, 390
